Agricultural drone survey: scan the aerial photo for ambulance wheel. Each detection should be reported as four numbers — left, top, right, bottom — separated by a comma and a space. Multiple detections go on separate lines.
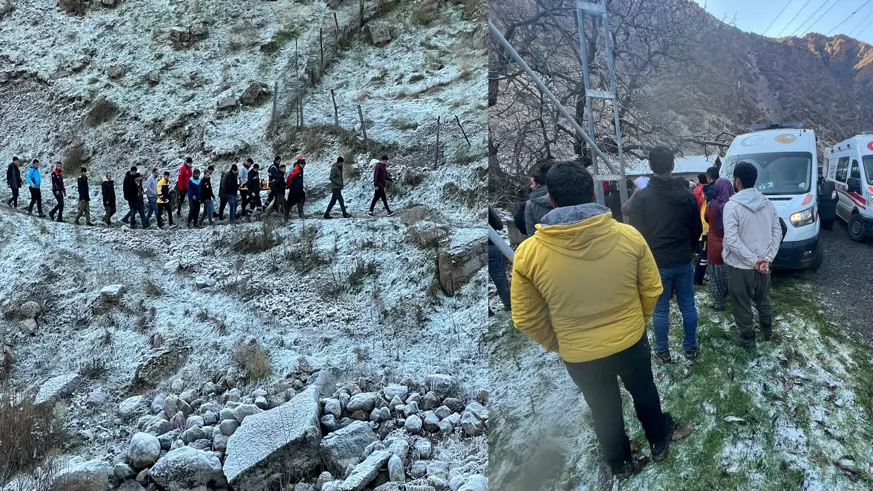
848, 214, 865, 242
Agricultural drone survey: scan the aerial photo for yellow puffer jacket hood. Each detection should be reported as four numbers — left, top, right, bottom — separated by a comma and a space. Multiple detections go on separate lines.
512, 204, 663, 363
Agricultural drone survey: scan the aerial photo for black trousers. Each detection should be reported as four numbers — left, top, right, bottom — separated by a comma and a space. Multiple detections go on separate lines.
104, 204, 115, 224
28, 188, 42, 215
7, 187, 18, 207
50, 192, 64, 219
240, 189, 250, 216
694, 235, 708, 285
187, 196, 200, 225
158, 202, 174, 227
130, 200, 147, 228
175, 188, 185, 215
369, 188, 391, 212
286, 191, 305, 218
219, 195, 227, 219
564, 334, 668, 469
325, 189, 347, 216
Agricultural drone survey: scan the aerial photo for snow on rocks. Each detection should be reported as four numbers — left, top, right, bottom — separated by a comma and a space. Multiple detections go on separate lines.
150, 446, 227, 489
127, 432, 161, 469
223, 386, 322, 489
34, 372, 81, 406
118, 395, 148, 419
50, 459, 113, 490
100, 284, 125, 301
18, 300, 40, 319
131, 345, 189, 389
320, 420, 380, 475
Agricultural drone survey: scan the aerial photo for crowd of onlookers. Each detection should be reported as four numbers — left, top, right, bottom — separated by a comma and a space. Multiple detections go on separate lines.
490, 147, 783, 479
5, 154, 398, 229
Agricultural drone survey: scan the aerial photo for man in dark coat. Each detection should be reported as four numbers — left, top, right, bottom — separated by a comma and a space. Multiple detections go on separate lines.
74, 167, 93, 225
368, 155, 394, 216
129, 173, 149, 229
121, 166, 138, 224
324, 156, 350, 219
6, 156, 22, 208
488, 207, 511, 312
101, 173, 116, 226
629, 146, 702, 363
265, 162, 286, 220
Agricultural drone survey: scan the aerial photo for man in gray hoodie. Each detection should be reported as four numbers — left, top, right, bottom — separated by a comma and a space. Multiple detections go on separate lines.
523, 164, 552, 235
722, 161, 783, 348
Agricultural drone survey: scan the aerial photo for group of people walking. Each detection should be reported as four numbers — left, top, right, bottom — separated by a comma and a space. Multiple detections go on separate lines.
4, 154, 398, 228
496, 146, 783, 479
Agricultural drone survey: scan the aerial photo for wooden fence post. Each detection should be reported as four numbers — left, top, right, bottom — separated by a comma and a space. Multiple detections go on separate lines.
319, 28, 324, 75
331, 89, 339, 127
270, 79, 279, 133
454, 115, 471, 146
358, 104, 369, 152
334, 13, 340, 45
434, 116, 441, 169
295, 40, 303, 127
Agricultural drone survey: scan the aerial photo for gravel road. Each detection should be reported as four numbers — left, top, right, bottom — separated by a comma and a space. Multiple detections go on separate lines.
795, 219, 873, 342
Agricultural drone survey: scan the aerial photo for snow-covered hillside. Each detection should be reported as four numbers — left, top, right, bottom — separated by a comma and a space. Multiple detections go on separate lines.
0, 0, 489, 489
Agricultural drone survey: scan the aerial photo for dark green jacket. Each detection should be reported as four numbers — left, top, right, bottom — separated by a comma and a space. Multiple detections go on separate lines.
329, 164, 343, 190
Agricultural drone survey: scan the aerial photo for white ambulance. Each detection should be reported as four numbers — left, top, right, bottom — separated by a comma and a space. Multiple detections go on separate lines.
824, 133, 873, 241
720, 122, 833, 270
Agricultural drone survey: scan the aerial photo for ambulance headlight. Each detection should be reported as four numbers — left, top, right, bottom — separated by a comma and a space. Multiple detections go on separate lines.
790, 207, 815, 227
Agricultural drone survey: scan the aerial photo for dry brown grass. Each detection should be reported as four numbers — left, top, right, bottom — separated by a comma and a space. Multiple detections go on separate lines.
0, 389, 64, 486
233, 343, 271, 381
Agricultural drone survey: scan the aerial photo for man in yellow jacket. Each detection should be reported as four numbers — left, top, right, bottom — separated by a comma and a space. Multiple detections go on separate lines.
511, 163, 673, 478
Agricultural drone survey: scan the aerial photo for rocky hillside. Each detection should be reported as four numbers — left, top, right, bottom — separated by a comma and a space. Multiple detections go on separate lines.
644, 1, 873, 151
0, 0, 489, 490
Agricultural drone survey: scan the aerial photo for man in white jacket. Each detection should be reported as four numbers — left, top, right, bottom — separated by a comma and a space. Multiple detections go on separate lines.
722, 162, 783, 348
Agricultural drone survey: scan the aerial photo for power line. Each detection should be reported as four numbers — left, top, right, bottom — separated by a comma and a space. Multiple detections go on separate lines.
776, 0, 813, 37
764, 0, 794, 35
791, 0, 834, 36
826, 0, 873, 35
848, 4, 873, 37
806, 0, 842, 34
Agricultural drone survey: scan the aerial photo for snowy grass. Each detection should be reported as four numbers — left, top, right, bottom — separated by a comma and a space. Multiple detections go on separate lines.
489, 277, 873, 491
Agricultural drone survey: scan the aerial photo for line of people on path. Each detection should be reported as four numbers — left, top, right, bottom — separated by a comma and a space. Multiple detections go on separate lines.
5, 154, 398, 228
497, 147, 783, 479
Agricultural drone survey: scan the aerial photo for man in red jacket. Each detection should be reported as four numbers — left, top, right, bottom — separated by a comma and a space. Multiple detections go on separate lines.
176, 157, 193, 215
368, 155, 394, 217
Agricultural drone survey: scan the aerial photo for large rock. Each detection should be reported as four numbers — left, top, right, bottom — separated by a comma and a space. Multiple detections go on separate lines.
436, 236, 487, 296
51, 459, 113, 490
216, 98, 237, 111
320, 421, 379, 475
323, 450, 391, 491
223, 387, 321, 489
346, 392, 377, 413
19, 300, 41, 319
128, 432, 161, 469
35, 373, 81, 406
118, 395, 148, 419
423, 374, 456, 399
458, 474, 488, 491
365, 23, 392, 47
150, 447, 226, 489
131, 345, 188, 389
100, 284, 124, 301
239, 82, 270, 106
